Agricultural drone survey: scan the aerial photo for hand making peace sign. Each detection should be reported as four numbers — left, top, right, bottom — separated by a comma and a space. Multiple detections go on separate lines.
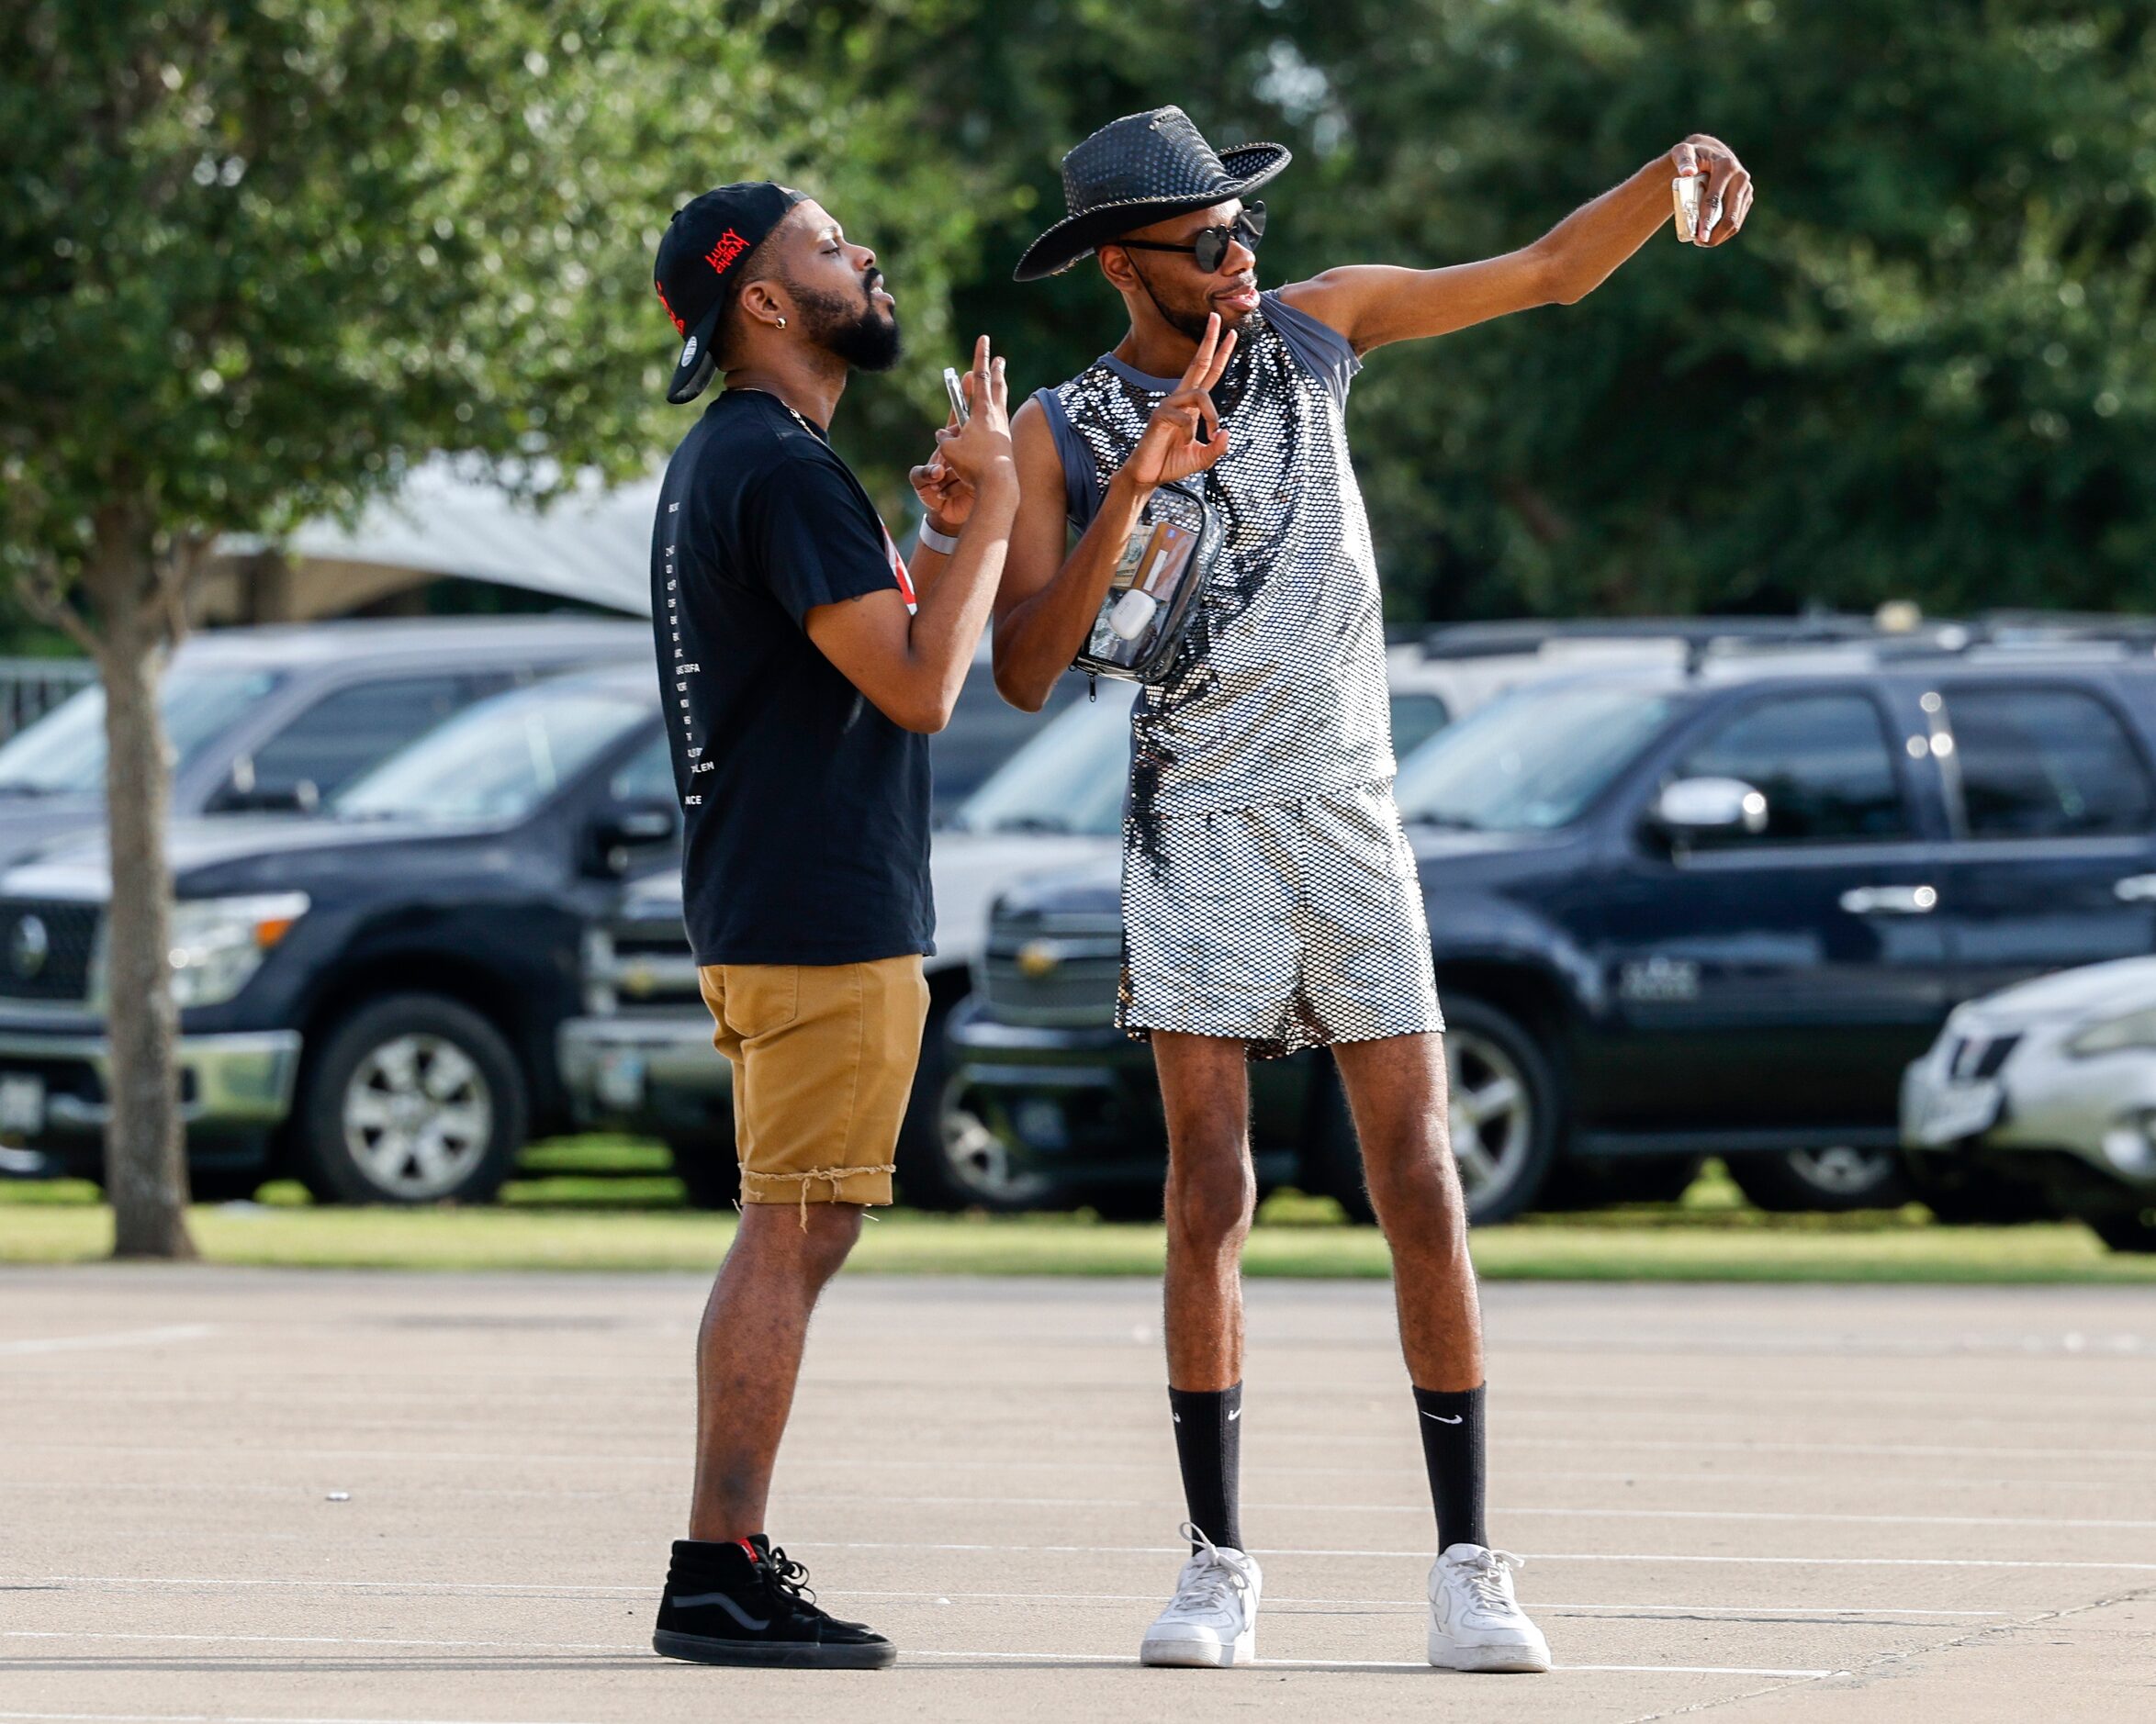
1122, 312, 1237, 490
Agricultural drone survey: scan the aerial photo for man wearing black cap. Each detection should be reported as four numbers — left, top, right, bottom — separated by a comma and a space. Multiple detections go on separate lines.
643, 182, 1016, 1669
994, 108, 1752, 1673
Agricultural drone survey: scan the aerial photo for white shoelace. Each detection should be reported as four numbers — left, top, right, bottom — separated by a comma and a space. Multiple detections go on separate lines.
1171, 1521, 1253, 1616
1451, 1547, 1527, 1614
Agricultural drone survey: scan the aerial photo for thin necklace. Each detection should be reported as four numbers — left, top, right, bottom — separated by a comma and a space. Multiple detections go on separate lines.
732, 386, 822, 439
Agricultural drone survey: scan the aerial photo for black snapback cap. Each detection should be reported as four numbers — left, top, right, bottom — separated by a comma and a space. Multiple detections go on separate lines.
654, 182, 804, 404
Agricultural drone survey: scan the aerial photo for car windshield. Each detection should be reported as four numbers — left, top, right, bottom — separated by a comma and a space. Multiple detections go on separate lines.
334, 683, 650, 824
949, 682, 1138, 837
0, 666, 284, 795
1394, 682, 1679, 833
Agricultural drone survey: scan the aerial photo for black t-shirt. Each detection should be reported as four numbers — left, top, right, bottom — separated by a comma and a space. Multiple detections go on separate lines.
650, 389, 933, 966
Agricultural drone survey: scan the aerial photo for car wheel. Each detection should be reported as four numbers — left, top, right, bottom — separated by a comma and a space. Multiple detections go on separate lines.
666, 1135, 741, 1212
2088, 1206, 2156, 1253
1537, 1155, 1704, 1211
1728, 1147, 1915, 1214
931, 1074, 1062, 1213
1312, 997, 1562, 1226
291, 994, 525, 1206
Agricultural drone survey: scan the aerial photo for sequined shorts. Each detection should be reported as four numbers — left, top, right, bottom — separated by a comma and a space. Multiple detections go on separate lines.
1117, 778, 1443, 1060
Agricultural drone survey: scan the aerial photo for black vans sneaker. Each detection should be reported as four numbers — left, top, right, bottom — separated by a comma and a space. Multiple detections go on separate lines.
653, 1535, 895, 1670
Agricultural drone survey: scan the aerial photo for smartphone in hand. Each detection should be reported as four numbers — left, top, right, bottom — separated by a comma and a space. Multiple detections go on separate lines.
943, 365, 971, 426
1672, 174, 1701, 243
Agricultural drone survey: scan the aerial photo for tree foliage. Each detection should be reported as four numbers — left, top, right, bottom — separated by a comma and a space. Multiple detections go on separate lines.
779, 0, 2156, 622
0, 0, 967, 1252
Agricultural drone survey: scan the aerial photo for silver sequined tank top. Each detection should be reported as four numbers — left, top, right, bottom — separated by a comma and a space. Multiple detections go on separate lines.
1038, 291, 1394, 828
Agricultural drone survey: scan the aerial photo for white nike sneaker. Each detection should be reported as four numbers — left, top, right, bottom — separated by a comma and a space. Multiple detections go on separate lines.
1139, 1522, 1262, 1668
1426, 1543, 1551, 1673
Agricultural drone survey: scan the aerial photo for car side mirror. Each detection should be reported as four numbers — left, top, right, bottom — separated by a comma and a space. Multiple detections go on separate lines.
588, 799, 678, 875
1650, 776, 1769, 843
205, 757, 318, 815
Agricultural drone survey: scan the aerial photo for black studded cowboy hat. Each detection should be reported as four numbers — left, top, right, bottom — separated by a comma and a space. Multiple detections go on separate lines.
653, 182, 806, 404
1014, 106, 1290, 284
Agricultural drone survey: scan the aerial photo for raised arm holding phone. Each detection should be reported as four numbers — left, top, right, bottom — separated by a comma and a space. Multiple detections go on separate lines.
992, 107, 1752, 1674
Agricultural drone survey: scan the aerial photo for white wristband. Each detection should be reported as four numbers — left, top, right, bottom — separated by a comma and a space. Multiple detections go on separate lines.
916, 521, 960, 555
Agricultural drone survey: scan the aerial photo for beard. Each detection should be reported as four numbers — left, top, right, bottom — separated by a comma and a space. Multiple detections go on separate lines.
1125, 252, 1245, 341
787, 268, 903, 372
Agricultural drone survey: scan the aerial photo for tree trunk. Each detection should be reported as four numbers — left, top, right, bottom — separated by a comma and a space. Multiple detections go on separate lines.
93, 579, 195, 1259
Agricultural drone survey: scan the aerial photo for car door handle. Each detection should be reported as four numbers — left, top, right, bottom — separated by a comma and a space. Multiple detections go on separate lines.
2116, 875, 2156, 902
1839, 884, 1938, 916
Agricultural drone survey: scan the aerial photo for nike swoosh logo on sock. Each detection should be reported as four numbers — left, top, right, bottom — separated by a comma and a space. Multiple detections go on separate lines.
1228, 1407, 1241, 1421
1422, 1412, 1465, 1425
671, 1592, 772, 1631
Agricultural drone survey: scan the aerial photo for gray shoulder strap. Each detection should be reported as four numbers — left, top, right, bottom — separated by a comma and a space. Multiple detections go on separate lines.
1034, 386, 1106, 531
1261, 289, 1362, 410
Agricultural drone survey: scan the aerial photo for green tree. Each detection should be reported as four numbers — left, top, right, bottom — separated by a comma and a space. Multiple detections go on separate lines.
784, 0, 2156, 624
0, 0, 949, 1255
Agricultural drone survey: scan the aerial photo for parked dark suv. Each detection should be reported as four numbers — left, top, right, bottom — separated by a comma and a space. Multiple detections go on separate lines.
0, 617, 648, 869
946, 631, 2156, 1222
0, 665, 679, 1202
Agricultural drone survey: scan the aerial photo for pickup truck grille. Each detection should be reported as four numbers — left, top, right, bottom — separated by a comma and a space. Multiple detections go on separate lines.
603, 919, 701, 1010
979, 913, 1122, 1027
0, 900, 99, 1002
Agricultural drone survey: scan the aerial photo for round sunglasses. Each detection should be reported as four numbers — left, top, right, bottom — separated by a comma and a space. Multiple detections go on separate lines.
1113, 203, 1267, 274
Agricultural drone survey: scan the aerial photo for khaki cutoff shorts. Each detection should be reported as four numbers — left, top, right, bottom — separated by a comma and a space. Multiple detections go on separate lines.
697, 955, 930, 1212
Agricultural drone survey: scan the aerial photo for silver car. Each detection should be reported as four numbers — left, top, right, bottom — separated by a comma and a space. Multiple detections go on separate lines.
1902, 957, 2156, 1251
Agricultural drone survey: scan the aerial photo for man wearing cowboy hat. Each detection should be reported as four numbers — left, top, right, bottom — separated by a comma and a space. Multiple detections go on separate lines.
993, 106, 1753, 1674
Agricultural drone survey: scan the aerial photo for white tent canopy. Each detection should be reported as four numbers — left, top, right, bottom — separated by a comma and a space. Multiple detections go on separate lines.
274, 455, 660, 618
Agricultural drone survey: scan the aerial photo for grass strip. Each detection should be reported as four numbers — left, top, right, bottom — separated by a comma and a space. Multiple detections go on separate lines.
2, 1200, 2150, 1282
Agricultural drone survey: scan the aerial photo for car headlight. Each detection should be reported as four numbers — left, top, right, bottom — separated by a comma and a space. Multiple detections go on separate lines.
2069, 1006, 2156, 1058
91, 892, 309, 1010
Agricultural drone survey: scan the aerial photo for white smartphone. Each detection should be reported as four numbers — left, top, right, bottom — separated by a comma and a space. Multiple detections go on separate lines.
942, 365, 970, 425
1672, 174, 1702, 243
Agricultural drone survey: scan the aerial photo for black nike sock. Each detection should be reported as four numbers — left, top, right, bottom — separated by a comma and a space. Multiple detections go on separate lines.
1412, 1383, 1488, 1550
1168, 1383, 1243, 1551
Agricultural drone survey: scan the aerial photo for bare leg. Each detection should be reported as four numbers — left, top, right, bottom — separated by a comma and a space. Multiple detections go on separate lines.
1332, 1033, 1483, 1391
688, 1203, 863, 1540
1152, 1033, 1257, 1390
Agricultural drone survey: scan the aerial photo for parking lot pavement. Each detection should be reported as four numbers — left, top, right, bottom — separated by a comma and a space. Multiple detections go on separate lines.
2, 1268, 2151, 1723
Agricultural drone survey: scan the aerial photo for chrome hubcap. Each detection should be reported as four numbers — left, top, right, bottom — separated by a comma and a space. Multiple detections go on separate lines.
1447, 1030, 1532, 1208
939, 1080, 1053, 1204
342, 1033, 492, 1200
1788, 1145, 1896, 1196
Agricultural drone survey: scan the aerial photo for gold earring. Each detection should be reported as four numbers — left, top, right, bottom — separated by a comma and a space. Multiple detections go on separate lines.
776, 317, 786, 329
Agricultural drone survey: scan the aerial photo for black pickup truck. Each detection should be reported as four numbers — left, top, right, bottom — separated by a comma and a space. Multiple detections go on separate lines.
0, 616, 647, 868
946, 633, 2156, 1223
0, 665, 679, 1202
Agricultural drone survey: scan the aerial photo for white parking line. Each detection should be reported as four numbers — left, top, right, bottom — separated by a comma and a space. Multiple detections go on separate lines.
0, 1714, 611, 1724
904, 1649, 1839, 1677
2, 1461, 2145, 1498
12, 1430, 2155, 1466
0, 1713, 611, 1724
1, 1630, 637, 1652
12, 1472, 2146, 1530
0, 1574, 2016, 1617
0, 1326, 215, 1358
810, 1539, 2156, 1573
759, 1491, 2156, 1532
0, 1634, 1841, 1683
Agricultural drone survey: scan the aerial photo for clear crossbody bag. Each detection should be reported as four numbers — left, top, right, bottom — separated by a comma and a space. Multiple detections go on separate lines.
1070, 481, 1221, 685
